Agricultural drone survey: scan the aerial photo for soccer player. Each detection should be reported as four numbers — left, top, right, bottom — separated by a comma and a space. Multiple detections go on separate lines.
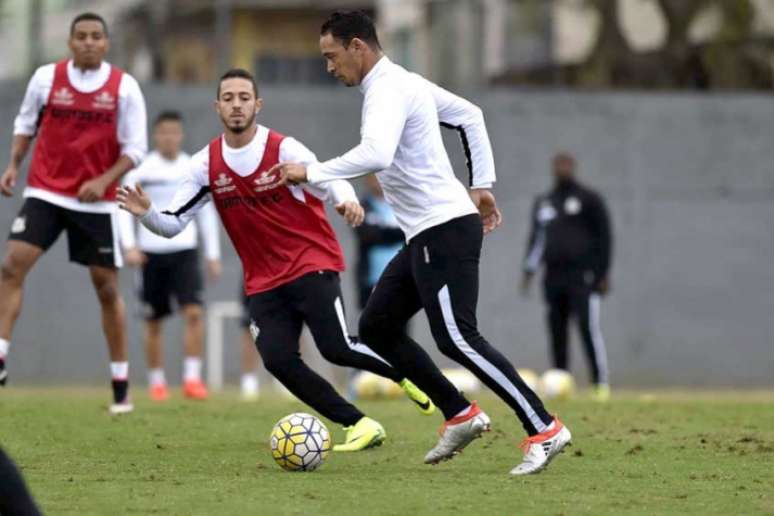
272, 10, 572, 475
118, 111, 222, 401
0, 12, 147, 414
521, 153, 612, 401
118, 69, 435, 451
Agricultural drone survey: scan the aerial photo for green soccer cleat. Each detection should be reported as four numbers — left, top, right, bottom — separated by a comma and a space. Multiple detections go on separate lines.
333, 417, 386, 452
399, 378, 436, 415
591, 384, 611, 402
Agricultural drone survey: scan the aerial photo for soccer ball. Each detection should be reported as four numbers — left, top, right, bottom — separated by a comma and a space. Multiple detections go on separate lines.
516, 368, 539, 393
539, 369, 576, 400
270, 413, 331, 472
441, 368, 482, 395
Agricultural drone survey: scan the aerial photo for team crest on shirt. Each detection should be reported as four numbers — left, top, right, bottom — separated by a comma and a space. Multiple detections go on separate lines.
564, 196, 582, 215
92, 91, 116, 110
213, 173, 236, 194
51, 87, 75, 106
253, 170, 280, 193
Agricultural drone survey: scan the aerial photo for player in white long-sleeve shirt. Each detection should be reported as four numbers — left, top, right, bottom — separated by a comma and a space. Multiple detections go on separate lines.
0, 13, 147, 413
118, 111, 221, 401
118, 69, 435, 451
274, 11, 572, 475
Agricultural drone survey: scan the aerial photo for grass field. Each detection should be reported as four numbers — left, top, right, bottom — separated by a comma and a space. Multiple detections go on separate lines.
1, 388, 773, 515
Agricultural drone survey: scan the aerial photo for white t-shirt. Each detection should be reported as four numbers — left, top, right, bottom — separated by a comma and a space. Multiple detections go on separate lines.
118, 151, 220, 259
306, 56, 496, 241
13, 60, 148, 214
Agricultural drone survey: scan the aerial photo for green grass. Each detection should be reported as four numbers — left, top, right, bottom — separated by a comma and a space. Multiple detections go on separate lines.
1, 388, 773, 515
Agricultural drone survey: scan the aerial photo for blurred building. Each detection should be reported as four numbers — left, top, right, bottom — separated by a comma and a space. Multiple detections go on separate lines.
2, 0, 774, 90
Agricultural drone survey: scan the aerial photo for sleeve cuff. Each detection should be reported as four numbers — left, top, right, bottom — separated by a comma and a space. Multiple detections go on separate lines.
306, 163, 323, 184
470, 183, 493, 190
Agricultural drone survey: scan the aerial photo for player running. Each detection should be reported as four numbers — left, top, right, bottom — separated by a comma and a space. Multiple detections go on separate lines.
118, 111, 222, 401
272, 10, 572, 475
0, 12, 146, 414
118, 69, 434, 451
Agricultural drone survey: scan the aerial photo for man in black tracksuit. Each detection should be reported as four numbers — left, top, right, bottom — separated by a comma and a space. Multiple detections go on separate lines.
521, 153, 613, 400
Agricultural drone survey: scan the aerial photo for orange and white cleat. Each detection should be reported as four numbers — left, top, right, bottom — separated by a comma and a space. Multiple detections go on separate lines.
183, 380, 209, 400
424, 401, 491, 464
149, 383, 170, 402
510, 417, 572, 475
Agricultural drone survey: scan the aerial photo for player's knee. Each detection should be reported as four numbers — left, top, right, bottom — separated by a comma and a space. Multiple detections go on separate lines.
93, 279, 120, 305
358, 311, 387, 345
0, 259, 20, 284
182, 305, 203, 325
318, 346, 347, 366
262, 354, 296, 378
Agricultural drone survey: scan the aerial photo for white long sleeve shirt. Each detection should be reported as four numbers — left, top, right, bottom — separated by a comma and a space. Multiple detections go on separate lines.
306, 56, 496, 241
118, 151, 221, 260
13, 60, 148, 214
139, 125, 358, 238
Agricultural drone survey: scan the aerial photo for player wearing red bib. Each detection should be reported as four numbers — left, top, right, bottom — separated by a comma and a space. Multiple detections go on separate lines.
118, 69, 434, 450
0, 13, 147, 413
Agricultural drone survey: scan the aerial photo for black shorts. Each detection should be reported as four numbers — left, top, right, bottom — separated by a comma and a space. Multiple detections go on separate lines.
8, 198, 120, 268
139, 249, 203, 320
239, 283, 250, 328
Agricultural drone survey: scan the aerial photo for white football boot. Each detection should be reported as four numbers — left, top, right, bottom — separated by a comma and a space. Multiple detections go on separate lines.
109, 401, 134, 415
510, 418, 572, 476
424, 401, 491, 464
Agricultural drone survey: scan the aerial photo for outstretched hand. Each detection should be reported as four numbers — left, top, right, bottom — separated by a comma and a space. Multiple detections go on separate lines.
336, 201, 365, 227
117, 184, 152, 217
469, 189, 503, 234
269, 162, 308, 186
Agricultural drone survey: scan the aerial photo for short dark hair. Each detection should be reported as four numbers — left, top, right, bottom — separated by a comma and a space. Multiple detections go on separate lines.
217, 68, 259, 99
70, 12, 108, 37
320, 10, 380, 49
154, 110, 183, 126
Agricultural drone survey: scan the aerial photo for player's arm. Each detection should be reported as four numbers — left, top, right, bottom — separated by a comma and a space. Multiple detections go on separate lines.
1, 67, 46, 197
116, 169, 146, 266
428, 79, 496, 190
587, 192, 613, 294
195, 202, 222, 280
118, 152, 210, 238
78, 75, 148, 202
521, 197, 544, 294
271, 83, 408, 186
281, 137, 365, 227
428, 80, 502, 233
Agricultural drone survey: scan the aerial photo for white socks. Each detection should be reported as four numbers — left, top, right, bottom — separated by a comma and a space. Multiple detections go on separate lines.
0, 338, 9, 359
148, 368, 166, 387
110, 362, 129, 380
183, 357, 202, 383
241, 373, 259, 398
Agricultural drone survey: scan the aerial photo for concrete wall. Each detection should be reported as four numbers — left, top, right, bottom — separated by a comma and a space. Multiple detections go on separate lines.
0, 81, 772, 387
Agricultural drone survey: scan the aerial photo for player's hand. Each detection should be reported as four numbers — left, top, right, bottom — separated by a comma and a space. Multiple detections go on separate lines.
270, 162, 308, 186
77, 176, 109, 203
469, 189, 502, 234
124, 247, 147, 267
335, 201, 365, 227
117, 184, 152, 217
0, 166, 19, 197
596, 276, 611, 296
206, 259, 223, 282
520, 271, 534, 297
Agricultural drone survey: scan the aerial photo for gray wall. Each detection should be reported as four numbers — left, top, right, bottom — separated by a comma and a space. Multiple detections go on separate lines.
1, 81, 772, 387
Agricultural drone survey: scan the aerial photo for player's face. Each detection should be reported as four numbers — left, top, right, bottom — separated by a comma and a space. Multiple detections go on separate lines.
552, 155, 576, 183
320, 34, 364, 87
215, 78, 262, 134
154, 120, 184, 159
68, 21, 109, 69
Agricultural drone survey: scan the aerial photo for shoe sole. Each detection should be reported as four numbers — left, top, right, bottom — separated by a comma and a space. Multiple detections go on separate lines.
426, 420, 491, 465
109, 404, 134, 415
